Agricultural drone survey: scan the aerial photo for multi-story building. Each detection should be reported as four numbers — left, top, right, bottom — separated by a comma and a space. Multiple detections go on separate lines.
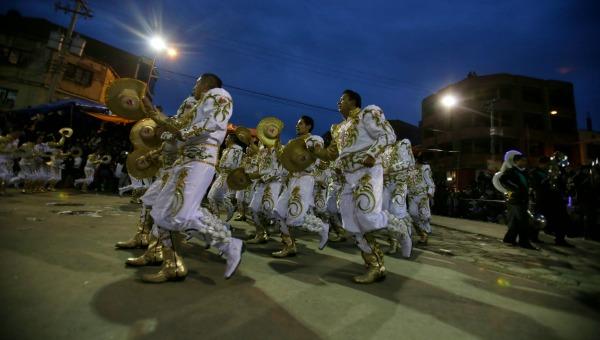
421, 73, 579, 189
0, 10, 154, 110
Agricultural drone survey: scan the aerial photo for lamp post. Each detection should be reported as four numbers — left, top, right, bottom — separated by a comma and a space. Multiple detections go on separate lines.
441, 94, 499, 160
144, 36, 178, 96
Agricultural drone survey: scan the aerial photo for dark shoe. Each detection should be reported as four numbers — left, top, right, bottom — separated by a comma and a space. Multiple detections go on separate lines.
503, 237, 517, 246
519, 242, 540, 251
555, 239, 575, 248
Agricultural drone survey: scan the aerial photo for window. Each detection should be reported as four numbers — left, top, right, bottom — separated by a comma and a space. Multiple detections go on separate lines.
63, 63, 93, 87
423, 129, 435, 139
499, 86, 512, 100
460, 139, 473, 153
529, 141, 545, 156
472, 113, 488, 127
499, 111, 514, 127
551, 116, 576, 133
1, 46, 28, 65
522, 86, 543, 104
473, 139, 489, 153
0, 87, 17, 109
524, 112, 544, 130
548, 88, 574, 109
476, 88, 497, 101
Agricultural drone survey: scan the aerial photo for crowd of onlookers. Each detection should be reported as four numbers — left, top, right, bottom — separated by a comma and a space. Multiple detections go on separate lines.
433, 165, 600, 241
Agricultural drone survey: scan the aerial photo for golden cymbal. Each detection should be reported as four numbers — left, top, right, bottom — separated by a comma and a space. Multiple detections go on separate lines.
280, 137, 316, 173
129, 118, 162, 149
234, 126, 252, 146
105, 78, 147, 120
256, 117, 283, 147
126, 148, 159, 179
58, 127, 73, 138
226, 167, 252, 190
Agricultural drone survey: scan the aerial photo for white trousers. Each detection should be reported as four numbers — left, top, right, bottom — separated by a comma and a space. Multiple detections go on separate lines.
150, 161, 234, 247
207, 173, 235, 216
249, 181, 282, 218
408, 193, 432, 233
339, 165, 387, 234
273, 174, 328, 234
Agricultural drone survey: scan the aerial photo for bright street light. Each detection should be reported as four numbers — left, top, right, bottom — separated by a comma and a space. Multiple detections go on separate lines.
550, 110, 558, 115
149, 36, 167, 51
441, 94, 458, 108
166, 47, 178, 58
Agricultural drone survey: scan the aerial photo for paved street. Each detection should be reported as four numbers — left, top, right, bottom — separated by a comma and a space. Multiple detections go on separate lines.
0, 190, 599, 340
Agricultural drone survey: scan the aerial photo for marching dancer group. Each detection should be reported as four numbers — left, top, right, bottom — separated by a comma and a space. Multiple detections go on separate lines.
0, 128, 79, 194
112, 74, 435, 284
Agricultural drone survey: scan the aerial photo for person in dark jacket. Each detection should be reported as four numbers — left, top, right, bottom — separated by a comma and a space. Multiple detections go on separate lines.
499, 153, 539, 250
529, 156, 550, 243
532, 156, 575, 247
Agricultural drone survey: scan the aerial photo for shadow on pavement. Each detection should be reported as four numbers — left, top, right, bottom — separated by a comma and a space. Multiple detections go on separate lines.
260, 240, 562, 340
93, 241, 321, 340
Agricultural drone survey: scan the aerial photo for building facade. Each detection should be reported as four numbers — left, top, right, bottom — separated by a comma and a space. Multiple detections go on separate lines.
421, 73, 579, 189
0, 11, 154, 111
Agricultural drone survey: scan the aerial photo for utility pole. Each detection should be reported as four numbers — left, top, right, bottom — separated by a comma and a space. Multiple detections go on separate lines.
47, 0, 93, 101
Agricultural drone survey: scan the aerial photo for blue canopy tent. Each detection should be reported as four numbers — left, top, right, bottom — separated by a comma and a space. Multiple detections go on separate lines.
3, 98, 135, 125
7, 98, 110, 115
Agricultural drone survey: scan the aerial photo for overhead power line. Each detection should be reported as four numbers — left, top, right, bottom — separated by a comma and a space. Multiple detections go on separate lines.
160, 68, 338, 113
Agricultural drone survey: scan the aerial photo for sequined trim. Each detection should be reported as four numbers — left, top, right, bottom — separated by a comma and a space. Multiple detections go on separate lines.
170, 168, 189, 216
353, 173, 375, 213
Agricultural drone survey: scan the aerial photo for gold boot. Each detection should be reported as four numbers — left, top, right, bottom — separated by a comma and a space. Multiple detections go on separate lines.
115, 209, 151, 249
328, 220, 346, 242
246, 225, 269, 244
353, 233, 386, 284
141, 245, 187, 283
386, 236, 399, 254
126, 233, 163, 266
417, 229, 428, 245
272, 233, 297, 258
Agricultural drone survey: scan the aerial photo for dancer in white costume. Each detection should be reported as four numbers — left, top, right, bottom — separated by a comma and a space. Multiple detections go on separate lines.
381, 139, 414, 257
407, 153, 435, 244
312, 89, 408, 284
144, 73, 243, 283
11, 142, 36, 193
74, 152, 99, 191
207, 134, 245, 221
117, 96, 197, 260
313, 137, 346, 243
233, 144, 259, 221
271, 116, 329, 257
0, 132, 19, 194
33, 136, 51, 192
247, 118, 285, 244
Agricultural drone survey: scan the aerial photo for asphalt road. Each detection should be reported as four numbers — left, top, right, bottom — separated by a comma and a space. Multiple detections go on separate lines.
0, 190, 598, 340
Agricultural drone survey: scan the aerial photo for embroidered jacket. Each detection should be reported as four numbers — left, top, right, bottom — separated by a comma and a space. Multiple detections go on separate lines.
316, 105, 396, 172
217, 144, 244, 173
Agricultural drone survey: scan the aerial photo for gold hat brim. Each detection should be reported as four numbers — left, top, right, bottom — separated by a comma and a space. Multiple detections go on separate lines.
226, 167, 252, 190
257, 117, 283, 147
234, 126, 252, 146
105, 78, 148, 120
280, 137, 316, 173
59, 127, 73, 138
126, 148, 159, 179
129, 118, 162, 148
70, 147, 83, 157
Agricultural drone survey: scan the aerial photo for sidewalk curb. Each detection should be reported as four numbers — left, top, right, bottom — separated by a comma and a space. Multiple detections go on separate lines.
431, 215, 506, 239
